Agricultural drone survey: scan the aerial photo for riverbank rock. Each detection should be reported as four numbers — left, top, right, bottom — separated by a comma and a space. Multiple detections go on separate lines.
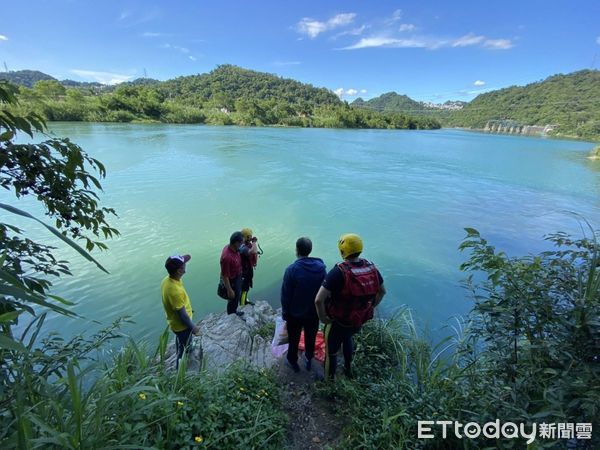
164, 301, 278, 372
588, 145, 600, 160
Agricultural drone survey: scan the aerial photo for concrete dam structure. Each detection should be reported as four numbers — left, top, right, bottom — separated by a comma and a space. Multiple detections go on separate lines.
483, 120, 556, 137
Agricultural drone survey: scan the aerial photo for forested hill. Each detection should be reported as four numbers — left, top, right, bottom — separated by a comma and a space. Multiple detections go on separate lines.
352, 92, 430, 114
2, 65, 440, 130
447, 70, 600, 140
161, 65, 341, 109
0, 70, 56, 87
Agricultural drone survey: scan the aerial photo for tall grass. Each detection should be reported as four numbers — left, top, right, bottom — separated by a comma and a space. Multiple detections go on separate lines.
0, 321, 287, 449
318, 230, 599, 449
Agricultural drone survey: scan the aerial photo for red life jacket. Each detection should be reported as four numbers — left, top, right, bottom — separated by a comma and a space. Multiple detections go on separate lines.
326, 259, 380, 328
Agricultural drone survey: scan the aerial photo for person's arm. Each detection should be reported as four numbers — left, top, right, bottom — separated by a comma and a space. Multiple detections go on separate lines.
249, 240, 259, 255
176, 307, 200, 335
280, 267, 292, 320
374, 283, 386, 307
220, 256, 235, 299
222, 276, 235, 300
314, 286, 331, 324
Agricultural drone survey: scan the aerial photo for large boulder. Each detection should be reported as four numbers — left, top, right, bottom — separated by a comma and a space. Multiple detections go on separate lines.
164, 301, 278, 372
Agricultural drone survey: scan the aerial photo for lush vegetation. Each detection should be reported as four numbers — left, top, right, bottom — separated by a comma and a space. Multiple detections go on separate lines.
1, 81, 288, 449
352, 70, 600, 140
0, 70, 57, 88
2, 65, 441, 130
447, 70, 600, 140
319, 228, 599, 449
2, 80, 598, 448
353, 92, 432, 113
2, 321, 287, 449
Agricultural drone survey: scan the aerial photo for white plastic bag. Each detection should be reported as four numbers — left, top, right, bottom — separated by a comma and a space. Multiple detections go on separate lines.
271, 317, 289, 358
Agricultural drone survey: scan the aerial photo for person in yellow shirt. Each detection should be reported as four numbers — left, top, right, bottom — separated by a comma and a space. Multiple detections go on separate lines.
161, 254, 199, 368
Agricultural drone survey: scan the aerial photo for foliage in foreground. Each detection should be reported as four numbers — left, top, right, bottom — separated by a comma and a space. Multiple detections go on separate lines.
319, 229, 600, 449
0, 321, 287, 449
0, 80, 118, 340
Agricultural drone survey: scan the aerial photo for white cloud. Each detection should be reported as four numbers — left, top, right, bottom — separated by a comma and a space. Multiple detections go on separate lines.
344, 32, 513, 51
328, 13, 356, 27
387, 9, 402, 23
141, 32, 170, 38
333, 25, 367, 39
452, 33, 485, 47
474, 80, 486, 86
483, 39, 513, 50
597, 36, 600, 45
161, 43, 189, 54
334, 87, 362, 98
399, 23, 416, 32
273, 61, 301, 66
189, 56, 197, 61
117, 9, 160, 27
296, 12, 356, 38
70, 69, 134, 85
342, 36, 428, 50
360, 89, 368, 94
0, 35, 8, 41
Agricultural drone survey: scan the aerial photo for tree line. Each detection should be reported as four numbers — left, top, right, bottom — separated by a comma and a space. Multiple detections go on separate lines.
3, 65, 441, 130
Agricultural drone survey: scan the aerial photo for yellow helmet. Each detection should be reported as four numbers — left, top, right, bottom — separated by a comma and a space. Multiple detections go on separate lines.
338, 233, 363, 259
241, 228, 253, 240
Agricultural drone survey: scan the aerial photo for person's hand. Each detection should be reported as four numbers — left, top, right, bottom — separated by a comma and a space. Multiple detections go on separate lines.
321, 315, 332, 325
192, 326, 200, 336
227, 288, 235, 300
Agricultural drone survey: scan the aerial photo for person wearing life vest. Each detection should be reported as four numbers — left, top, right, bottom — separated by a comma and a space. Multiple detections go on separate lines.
239, 227, 259, 306
315, 233, 386, 379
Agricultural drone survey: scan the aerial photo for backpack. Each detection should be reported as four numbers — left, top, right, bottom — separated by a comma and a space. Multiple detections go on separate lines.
327, 259, 380, 328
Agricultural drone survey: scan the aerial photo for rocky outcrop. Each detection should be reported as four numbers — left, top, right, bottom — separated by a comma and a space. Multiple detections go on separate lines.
164, 301, 279, 372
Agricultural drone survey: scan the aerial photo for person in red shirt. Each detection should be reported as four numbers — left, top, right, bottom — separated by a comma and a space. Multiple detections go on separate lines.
220, 231, 244, 316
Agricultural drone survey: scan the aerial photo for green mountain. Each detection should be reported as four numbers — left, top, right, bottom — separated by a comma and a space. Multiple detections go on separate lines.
6, 65, 440, 130
0, 70, 56, 87
352, 92, 429, 114
448, 69, 600, 140
160, 64, 341, 108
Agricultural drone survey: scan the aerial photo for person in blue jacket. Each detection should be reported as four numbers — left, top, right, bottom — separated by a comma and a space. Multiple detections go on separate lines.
281, 237, 327, 372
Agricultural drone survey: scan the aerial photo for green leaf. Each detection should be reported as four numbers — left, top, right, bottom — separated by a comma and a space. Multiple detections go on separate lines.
0, 203, 109, 274
464, 227, 480, 237
0, 334, 27, 352
0, 310, 22, 323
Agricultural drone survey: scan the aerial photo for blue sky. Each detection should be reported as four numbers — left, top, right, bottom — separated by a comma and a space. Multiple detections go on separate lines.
1, 0, 599, 102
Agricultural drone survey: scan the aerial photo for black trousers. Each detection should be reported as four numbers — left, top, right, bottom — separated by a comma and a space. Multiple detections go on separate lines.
174, 327, 193, 369
324, 322, 360, 378
227, 275, 242, 314
286, 315, 319, 364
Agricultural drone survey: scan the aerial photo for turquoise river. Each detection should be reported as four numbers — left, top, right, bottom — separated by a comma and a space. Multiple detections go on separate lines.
5, 123, 600, 343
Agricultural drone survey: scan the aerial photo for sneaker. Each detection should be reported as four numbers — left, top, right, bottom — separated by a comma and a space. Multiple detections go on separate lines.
235, 311, 244, 317
285, 359, 300, 373
304, 356, 312, 371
